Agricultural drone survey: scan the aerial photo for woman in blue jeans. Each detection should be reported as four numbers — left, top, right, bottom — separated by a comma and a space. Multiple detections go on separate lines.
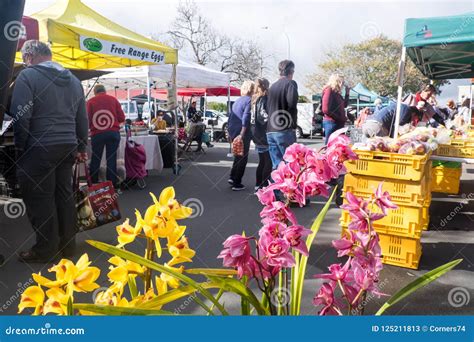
321, 74, 350, 144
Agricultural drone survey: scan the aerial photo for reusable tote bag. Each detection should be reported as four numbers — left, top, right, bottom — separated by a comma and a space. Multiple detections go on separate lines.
74, 162, 121, 231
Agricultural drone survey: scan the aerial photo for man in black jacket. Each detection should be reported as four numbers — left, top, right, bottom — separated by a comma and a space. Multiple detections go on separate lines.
266, 60, 299, 169
11, 40, 88, 263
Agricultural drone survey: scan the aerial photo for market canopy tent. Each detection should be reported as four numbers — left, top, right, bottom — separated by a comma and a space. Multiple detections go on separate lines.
15, 0, 177, 69
403, 12, 474, 80
394, 12, 474, 137
349, 83, 387, 103
99, 59, 230, 88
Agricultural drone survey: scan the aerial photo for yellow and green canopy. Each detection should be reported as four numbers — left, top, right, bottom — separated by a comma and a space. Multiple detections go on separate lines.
16, 0, 177, 69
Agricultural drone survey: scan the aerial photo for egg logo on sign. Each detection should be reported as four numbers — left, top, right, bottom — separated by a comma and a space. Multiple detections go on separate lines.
83, 38, 103, 52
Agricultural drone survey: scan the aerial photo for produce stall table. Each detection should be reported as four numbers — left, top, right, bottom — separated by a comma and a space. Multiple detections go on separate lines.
87, 134, 163, 178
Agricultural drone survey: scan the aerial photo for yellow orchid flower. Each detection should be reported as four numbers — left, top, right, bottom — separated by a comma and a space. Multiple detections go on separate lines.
129, 287, 157, 307
116, 215, 142, 247
107, 256, 145, 286
160, 263, 184, 289
18, 285, 44, 315
167, 225, 187, 246
152, 187, 193, 221
168, 236, 196, 266
43, 287, 69, 315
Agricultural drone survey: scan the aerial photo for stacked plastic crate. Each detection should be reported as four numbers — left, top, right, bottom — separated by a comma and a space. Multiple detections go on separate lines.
341, 150, 432, 269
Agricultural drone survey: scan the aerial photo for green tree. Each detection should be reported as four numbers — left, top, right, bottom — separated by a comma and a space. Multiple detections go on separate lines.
305, 35, 448, 97
298, 95, 310, 103
207, 102, 227, 112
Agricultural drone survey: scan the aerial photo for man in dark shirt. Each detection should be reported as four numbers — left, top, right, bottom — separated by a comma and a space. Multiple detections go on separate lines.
266, 60, 299, 169
11, 40, 88, 263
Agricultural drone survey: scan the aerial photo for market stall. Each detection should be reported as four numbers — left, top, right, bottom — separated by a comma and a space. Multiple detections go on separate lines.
343, 12, 474, 270
14, 0, 179, 176
394, 12, 474, 137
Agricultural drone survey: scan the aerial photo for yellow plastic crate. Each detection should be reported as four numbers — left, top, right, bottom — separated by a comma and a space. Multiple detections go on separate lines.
379, 233, 422, 269
341, 228, 422, 269
345, 150, 431, 181
340, 199, 429, 239
431, 166, 462, 194
435, 140, 474, 158
343, 173, 431, 207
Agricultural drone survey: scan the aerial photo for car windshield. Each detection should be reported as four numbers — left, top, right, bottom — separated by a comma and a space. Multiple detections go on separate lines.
120, 102, 137, 114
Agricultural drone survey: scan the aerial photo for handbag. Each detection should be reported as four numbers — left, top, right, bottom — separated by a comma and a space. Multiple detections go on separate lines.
73, 162, 121, 231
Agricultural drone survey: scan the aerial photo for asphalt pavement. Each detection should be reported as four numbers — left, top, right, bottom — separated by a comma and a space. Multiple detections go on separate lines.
0, 138, 473, 315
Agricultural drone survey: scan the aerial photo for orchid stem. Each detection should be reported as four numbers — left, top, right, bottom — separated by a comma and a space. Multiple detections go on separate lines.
144, 237, 154, 292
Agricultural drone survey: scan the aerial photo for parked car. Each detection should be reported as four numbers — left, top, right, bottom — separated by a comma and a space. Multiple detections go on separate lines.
119, 100, 140, 121
202, 109, 229, 141
296, 103, 314, 138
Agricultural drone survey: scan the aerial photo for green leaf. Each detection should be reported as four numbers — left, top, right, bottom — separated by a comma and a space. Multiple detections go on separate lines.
74, 303, 175, 315
293, 188, 336, 315
376, 259, 463, 315
240, 277, 250, 315
185, 268, 237, 276
86, 240, 228, 316
206, 275, 269, 315
138, 282, 220, 310
67, 296, 74, 316
128, 275, 139, 299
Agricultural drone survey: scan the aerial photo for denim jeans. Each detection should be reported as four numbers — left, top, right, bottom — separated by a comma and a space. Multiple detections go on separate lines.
90, 131, 121, 185
323, 120, 344, 145
266, 129, 297, 169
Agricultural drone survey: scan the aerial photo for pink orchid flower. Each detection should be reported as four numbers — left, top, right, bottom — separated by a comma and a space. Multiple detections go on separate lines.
258, 234, 295, 268
313, 282, 341, 315
218, 235, 252, 278
374, 183, 398, 215
284, 225, 312, 256
260, 201, 298, 226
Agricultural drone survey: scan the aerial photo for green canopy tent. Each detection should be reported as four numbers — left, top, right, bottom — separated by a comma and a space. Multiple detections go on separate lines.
394, 12, 474, 137
349, 83, 388, 112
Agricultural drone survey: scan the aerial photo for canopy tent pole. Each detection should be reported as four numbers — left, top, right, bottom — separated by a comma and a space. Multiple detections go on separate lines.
171, 64, 180, 175
469, 81, 473, 126
394, 47, 407, 138
146, 66, 151, 124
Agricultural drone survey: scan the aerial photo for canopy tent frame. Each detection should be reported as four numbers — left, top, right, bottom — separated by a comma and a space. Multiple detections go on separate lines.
23, 0, 181, 173
394, 12, 474, 138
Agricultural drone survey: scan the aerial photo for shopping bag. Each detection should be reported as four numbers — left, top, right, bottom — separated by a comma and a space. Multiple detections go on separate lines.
74, 162, 121, 231
232, 136, 244, 156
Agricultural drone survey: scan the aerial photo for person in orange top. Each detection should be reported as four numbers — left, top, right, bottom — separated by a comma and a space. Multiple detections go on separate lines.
86, 84, 125, 186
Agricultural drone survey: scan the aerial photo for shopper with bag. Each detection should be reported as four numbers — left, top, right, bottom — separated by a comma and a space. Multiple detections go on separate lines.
11, 40, 88, 263
321, 74, 350, 145
87, 84, 125, 188
251, 78, 272, 192
228, 81, 255, 191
